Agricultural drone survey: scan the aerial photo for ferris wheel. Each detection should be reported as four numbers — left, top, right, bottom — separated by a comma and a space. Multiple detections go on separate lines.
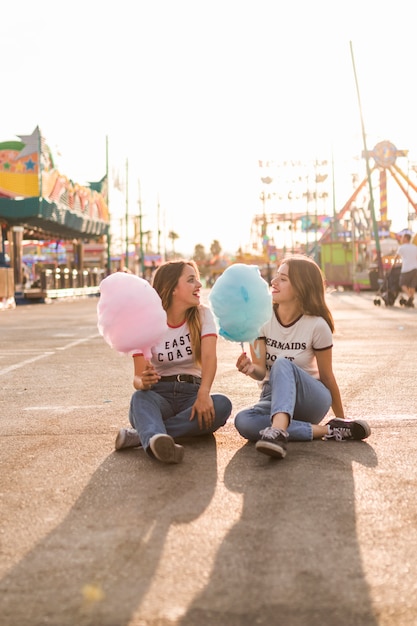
320, 140, 417, 244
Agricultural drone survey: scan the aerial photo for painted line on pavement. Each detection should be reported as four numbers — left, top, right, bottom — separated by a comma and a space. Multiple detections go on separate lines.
55, 333, 100, 351
0, 353, 54, 376
0, 334, 100, 375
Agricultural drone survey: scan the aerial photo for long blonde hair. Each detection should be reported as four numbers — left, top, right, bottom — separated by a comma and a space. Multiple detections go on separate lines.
276, 255, 335, 332
152, 260, 203, 364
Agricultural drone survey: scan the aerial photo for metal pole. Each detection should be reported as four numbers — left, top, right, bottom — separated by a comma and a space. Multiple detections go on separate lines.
305, 175, 310, 253
125, 158, 129, 270
37, 126, 42, 198
331, 147, 337, 241
138, 179, 144, 277
314, 161, 318, 252
157, 193, 161, 258
350, 41, 383, 279
105, 135, 111, 274
290, 212, 295, 253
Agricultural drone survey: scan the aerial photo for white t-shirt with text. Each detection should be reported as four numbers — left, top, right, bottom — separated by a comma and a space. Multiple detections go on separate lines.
259, 312, 333, 382
148, 305, 217, 378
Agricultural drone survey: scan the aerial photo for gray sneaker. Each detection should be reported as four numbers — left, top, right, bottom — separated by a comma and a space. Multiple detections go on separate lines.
149, 434, 184, 464
255, 427, 288, 459
115, 428, 141, 451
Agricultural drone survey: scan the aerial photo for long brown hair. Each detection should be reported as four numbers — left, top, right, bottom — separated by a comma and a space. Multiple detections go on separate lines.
152, 260, 203, 364
276, 255, 335, 332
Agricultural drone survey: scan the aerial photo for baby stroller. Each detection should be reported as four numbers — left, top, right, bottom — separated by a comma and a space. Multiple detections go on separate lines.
373, 264, 402, 306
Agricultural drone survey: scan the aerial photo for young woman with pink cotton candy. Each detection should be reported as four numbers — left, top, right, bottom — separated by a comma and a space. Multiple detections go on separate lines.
99, 260, 232, 464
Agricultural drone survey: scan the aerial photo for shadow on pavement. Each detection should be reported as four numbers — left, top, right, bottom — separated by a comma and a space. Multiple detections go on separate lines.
179, 439, 379, 626
1, 435, 218, 626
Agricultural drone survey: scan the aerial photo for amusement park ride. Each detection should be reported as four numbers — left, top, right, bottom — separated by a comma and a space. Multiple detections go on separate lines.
253, 140, 417, 290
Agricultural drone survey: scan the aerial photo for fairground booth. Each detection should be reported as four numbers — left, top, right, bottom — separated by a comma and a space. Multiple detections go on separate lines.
0, 127, 110, 307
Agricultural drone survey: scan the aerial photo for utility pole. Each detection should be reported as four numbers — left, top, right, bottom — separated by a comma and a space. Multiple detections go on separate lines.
138, 179, 144, 277
157, 193, 161, 259
105, 135, 111, 274
350, 40, 383, 279
125, 158, 129, 270
260, 175, 272, 282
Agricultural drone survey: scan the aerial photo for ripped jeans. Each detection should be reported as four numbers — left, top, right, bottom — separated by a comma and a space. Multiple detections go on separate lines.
234, 357, 331, 442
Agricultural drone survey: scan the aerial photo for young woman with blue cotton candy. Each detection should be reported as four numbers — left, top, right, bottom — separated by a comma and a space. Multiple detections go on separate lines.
235, 255, 371, 460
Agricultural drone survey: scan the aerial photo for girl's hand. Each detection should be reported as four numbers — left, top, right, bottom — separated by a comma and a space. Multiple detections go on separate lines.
136, 360, 160, 390
236, 352, 255, 376
190, 391, 215, 430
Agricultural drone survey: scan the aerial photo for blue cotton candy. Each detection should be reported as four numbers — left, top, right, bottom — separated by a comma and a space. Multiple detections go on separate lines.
208, 264, 272, 344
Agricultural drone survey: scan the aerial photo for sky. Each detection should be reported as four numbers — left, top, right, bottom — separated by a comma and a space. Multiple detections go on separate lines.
3, 0, 417, 256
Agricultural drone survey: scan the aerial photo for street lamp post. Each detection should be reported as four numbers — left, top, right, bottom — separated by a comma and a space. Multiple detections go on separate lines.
124, 158, 129, 270
138, 179, 145, 277
261, 175, 273, 281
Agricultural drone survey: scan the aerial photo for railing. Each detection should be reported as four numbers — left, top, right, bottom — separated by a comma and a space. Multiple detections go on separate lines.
40, 268, 105, 290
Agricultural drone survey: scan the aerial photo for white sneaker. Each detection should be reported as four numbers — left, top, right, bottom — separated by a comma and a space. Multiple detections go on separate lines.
149, 434, 184, 464
115, 428, 141, 451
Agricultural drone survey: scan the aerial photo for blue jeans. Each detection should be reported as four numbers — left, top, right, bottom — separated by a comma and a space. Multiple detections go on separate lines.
234, 357, 332, 442
129, 381, 232, 454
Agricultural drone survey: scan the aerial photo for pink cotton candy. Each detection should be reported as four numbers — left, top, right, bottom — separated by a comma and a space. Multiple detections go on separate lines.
97, 272, 167, 359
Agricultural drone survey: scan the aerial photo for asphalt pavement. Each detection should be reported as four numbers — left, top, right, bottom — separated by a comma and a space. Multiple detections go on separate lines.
1, 289, 417, 626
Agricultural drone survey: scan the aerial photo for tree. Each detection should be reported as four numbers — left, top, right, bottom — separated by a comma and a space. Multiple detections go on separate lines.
210, 240, 222, 258
193, 244, 207, 264
168, 231, 179, 257
192, 244, 209, 281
